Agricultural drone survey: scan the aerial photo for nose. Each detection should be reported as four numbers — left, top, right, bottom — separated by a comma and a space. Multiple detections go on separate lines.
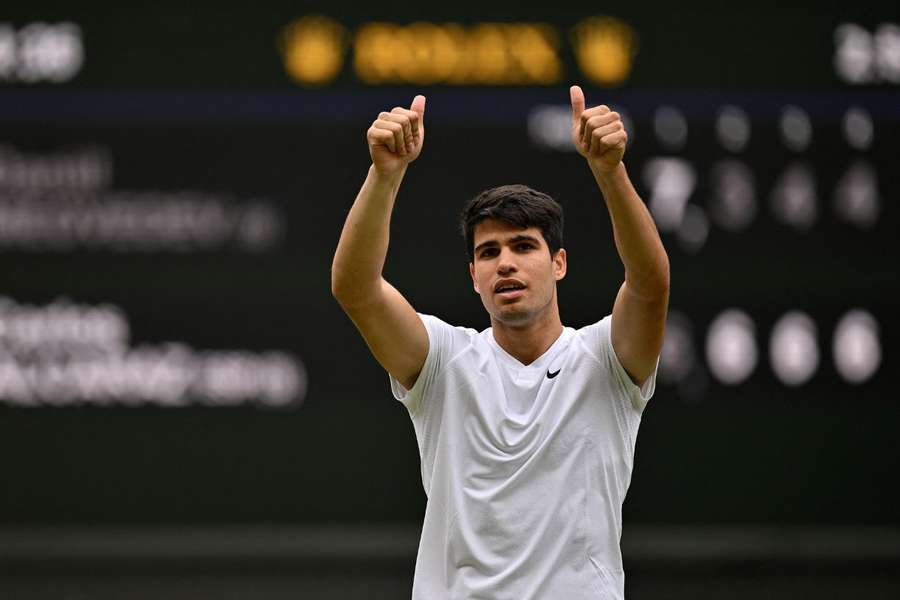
496, 247, 517, 275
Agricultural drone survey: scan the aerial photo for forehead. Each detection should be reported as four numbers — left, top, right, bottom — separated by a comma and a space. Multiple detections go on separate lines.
472, 219, 545, 246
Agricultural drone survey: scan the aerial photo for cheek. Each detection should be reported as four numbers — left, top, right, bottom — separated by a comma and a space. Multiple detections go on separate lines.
474, 267, 491, 293
534, 265, 556, 294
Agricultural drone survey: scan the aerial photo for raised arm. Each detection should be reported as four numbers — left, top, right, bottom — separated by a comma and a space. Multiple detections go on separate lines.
570, 85, 670, 388
331, 95, 429, 390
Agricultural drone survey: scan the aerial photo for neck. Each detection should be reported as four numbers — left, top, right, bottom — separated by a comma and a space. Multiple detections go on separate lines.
490, 299, 564, 366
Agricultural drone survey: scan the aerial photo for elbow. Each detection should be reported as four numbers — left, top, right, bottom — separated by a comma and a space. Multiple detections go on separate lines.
654, 255, 671, 298
657, 254, 671, 294
331, 264, 350, 304
628, 254, 670, 300
645, 271, 670, 301
331, 268, 378, 310
331, 272, 353, 307
331, 280, 358, 311
651, 244, 671, 291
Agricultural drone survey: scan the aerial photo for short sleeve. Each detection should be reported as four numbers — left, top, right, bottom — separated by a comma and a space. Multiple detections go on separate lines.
579, 315, 659, 412
389, 313, 471, 414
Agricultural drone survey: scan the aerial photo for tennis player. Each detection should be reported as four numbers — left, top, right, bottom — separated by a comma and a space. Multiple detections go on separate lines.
331, 86, 669, 599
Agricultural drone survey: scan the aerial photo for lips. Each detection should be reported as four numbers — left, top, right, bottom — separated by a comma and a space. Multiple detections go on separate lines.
496, 288, 525, 300
494, 279, 526, 295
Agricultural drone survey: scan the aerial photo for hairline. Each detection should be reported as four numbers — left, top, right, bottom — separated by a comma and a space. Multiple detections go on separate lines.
462, 186, 563, 261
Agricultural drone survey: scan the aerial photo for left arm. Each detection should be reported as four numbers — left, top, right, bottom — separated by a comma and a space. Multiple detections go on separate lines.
570, 85, 670, 388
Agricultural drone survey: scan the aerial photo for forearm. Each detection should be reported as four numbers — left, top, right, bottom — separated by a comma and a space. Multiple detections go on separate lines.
331, 164, 407, 304
590, 161, 670, 297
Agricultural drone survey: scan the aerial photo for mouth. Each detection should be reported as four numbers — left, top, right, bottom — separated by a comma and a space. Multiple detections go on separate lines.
494, 280, 526, 299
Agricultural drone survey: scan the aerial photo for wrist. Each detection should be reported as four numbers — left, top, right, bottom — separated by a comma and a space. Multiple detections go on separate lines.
369, 163, 407, 189
588, 160, 626, 186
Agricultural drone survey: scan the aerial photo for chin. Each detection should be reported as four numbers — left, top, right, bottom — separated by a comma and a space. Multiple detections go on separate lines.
493, 304, 534, 324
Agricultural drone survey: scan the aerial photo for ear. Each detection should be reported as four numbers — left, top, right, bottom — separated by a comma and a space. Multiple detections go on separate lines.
553, 248, 567, 281
469, 262, 480, 293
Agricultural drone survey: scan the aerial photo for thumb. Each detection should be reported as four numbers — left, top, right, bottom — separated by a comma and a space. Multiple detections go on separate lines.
570, 85, 585, 126
410, 94, 426, 120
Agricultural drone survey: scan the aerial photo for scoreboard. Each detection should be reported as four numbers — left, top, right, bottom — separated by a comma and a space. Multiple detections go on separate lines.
0, 3, 898, 526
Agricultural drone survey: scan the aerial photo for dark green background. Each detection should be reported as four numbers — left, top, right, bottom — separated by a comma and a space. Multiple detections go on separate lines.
0, 3, 897, 526
2, 2, 897, 90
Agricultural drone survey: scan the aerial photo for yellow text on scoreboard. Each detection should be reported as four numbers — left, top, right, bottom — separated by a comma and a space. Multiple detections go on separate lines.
279, 16, 638, 87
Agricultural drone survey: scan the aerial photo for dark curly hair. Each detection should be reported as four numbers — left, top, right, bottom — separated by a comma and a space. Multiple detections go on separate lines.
460, 184, 564, 262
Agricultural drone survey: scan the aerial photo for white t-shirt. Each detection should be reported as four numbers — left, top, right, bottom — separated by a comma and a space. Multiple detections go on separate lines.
390, 313, 657, 600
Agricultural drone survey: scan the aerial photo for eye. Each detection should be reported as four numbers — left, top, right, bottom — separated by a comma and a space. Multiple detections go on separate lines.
516, 242, 534, 251
479, 247, 498, 258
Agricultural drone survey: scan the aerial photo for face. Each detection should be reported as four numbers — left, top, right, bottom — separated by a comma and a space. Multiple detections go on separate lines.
469, 219, 567, 325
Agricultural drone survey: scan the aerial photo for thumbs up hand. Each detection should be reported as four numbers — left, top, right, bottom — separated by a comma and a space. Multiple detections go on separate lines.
570, 85, 627, 173
367, 95, 426, 176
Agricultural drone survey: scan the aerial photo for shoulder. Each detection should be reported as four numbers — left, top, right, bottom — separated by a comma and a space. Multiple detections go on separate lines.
418, 313, 479, 341
573, 315, 658, 411
390, 314, 478, 410
417, 313, 481, 363
572, 315, 613, 363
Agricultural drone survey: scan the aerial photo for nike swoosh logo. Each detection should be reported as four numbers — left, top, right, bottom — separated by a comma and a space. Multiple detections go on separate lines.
547, 369, 561, 379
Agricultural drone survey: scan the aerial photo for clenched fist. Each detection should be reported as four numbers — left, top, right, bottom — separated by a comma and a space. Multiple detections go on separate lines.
367, 95, 426, 176
570, 85, 627, 173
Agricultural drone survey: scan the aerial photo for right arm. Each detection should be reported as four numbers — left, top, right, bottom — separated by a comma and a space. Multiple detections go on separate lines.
331, 95, 428, 390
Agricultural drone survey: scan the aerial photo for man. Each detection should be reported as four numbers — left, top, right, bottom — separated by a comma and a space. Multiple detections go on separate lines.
331, 86, 669, 599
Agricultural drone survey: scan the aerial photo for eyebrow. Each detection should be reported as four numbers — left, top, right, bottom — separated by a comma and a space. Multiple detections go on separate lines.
473, 234, 541, 255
